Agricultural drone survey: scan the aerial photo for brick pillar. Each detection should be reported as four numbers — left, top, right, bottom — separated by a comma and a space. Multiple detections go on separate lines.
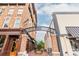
51, 34, 60, 56
18, 34, 27, 56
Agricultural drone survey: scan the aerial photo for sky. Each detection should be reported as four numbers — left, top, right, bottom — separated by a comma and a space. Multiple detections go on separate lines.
35, 3, 79, 41
35, 3, 79, 28
35, 3, 79, 26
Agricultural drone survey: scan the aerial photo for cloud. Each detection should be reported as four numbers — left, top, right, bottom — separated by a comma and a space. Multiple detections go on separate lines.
35, 3, 79, 15
35, 3, 79, 40
35, 3, 79, 27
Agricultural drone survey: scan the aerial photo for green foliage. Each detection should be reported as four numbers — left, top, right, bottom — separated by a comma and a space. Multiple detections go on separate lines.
0, 37, 5, 47
0, 38, 4, 44
36, 40, 45, 50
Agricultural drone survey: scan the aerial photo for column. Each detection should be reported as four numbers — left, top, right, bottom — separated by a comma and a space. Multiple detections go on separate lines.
18, 34, 28, 56
51, 34, 60, 56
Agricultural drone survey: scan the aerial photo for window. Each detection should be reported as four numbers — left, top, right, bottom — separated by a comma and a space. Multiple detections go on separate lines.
0, 8, 3, 16
14, 18, 21, 28
3, 16, 11, 28
8, 8, 14, 16
17, 8, 23, 15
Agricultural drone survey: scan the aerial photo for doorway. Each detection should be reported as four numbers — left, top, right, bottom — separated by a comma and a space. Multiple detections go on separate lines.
8, 35, 19, 56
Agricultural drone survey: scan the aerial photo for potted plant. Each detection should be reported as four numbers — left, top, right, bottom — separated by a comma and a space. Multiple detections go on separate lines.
35, 40, 45, 54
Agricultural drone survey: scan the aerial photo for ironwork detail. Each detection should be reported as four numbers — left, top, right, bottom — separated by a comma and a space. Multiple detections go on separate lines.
24, 26, 55, 33
23, 26, 55, 51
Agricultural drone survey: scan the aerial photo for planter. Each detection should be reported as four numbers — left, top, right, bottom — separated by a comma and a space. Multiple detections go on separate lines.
34, 50, 43, 54
10, 51, 16, 56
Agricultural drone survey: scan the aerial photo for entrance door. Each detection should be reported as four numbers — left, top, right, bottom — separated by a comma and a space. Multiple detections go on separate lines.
9, 35, 19, 56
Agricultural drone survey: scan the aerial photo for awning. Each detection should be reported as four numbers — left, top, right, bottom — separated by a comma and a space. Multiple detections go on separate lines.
66, 27, 79, 38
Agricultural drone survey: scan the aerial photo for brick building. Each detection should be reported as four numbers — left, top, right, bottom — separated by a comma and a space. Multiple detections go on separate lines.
0, 3, 37, 56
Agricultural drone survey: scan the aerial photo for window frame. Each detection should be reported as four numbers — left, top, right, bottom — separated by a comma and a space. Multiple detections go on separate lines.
13, 18, 21, 28
2, 16, 11, 28
17, 8, 23, 16
8, 8, 14, 16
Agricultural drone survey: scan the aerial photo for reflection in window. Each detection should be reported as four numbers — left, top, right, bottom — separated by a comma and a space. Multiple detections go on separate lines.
14, 18, 21, 28
3, 16, 11, 28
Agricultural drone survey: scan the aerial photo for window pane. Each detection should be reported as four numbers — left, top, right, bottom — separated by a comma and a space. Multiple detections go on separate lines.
8, 8, 14, 15
3, 16, 11, 28
14, 18, 21, 28
17, 8, 23, 15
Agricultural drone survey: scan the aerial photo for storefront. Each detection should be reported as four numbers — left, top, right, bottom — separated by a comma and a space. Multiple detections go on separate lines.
0, 29, 22, 56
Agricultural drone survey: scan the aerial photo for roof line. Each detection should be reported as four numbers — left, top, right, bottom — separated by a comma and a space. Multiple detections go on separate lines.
53, 12, 79, 15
